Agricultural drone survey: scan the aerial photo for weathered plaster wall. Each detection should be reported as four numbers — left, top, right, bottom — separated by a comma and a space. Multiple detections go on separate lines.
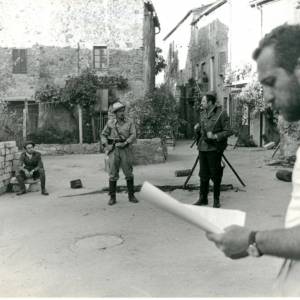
187, 15, 229, 103
0, 0, 153, 101
0, 0, 144, 49
278, 116, 300, 158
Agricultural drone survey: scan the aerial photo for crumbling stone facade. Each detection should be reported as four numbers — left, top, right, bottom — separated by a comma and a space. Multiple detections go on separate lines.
0, 0, 158, 101
0, 141, 19, 194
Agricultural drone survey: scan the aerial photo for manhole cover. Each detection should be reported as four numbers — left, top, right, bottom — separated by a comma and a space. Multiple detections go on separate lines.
74, 234, 124, 251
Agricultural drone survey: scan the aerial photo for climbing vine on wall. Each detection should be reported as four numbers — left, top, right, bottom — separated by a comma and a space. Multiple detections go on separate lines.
35, 68, 128, 109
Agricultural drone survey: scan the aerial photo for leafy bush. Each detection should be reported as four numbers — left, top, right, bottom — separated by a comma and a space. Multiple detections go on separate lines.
35, 84, 63, 103
236, 78, 264, 115
129, 84, 180, 139
0, 100, 23, 146
35, 69, 129, 109
27, 126, 77, 144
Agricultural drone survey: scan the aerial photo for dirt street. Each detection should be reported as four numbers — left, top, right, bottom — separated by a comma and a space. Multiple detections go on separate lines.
0, 141, 292, 297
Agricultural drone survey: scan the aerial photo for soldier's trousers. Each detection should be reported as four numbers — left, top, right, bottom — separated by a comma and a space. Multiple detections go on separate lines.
199, 150, 223, 199
108, 147, 134, 181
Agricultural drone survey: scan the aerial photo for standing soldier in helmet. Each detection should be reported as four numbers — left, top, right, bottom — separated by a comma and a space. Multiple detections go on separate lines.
101, 101, 138, 205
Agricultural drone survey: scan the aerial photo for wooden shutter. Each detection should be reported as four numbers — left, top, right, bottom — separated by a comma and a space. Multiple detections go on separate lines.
93, 46, 108, 70
20, 49, 27, 73
12, 49, 27, 74
218, 51, 227, 75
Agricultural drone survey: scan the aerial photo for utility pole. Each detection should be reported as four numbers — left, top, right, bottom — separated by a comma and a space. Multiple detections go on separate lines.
77, 42, 83, 144
22, 99, 28, 142
78, 105, 83, 144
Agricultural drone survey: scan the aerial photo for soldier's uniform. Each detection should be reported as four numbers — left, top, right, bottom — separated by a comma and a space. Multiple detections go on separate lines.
195, 104, 232, 207
101, 102, 138, 205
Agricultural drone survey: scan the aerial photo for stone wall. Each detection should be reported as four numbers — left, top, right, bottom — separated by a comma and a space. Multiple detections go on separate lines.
35, 143, 101, 155
278, 116, 300, 158
35, 138, 168, 165
0, 141, 19, 194
132, 138, 167, 165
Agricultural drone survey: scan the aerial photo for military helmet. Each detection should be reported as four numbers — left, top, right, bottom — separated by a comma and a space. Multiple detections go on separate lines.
112, 101, 126, 113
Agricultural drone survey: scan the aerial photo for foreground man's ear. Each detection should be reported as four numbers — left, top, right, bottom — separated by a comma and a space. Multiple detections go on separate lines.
294, 57, 300, 83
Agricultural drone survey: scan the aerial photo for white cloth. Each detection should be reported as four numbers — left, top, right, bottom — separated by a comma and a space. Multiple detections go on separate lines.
274, 147, 300, 296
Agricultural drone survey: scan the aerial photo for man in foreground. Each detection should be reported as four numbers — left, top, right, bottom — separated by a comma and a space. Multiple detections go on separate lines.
101, 101, 138, 205
206, 24, 300, 296
16, 141, 49, 196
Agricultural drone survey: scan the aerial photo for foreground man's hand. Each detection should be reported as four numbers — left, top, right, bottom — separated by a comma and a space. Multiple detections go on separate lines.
206, 225, 252, 259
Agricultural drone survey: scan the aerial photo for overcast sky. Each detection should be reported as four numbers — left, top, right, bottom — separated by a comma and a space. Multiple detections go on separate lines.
151, 0, 213, 83
152, 0, 212, 44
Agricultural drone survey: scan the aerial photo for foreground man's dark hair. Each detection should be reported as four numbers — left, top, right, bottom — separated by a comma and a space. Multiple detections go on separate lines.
253, 24, 300, 73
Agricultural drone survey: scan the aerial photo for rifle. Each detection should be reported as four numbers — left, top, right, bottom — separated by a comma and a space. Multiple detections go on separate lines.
105, 121, 128, 155
190, 136, 200, 148
105, 137, 127, 155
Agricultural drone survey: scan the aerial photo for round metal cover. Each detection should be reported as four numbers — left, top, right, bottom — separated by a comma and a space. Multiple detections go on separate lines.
74, 234, 124, 251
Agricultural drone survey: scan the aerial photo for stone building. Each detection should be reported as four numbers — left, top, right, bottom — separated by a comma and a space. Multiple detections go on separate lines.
164, 0, 300, 149
0, 0, 159, 143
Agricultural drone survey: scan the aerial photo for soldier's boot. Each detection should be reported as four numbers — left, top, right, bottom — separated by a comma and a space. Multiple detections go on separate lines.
127, 179, 138, 203
213, 198, 221, 208
16, 174, 26, 195
193, 180, 209, 205
213, 177, 221, 208
40, 170, 49, 196
108, 180, 117, 205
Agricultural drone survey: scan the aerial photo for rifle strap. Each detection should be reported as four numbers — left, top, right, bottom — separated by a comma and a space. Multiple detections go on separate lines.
210, 108, 224, 133
115, 121, 126, 142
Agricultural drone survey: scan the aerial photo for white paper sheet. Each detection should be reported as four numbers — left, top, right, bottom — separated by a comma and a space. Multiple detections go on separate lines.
139, 181, 246, 234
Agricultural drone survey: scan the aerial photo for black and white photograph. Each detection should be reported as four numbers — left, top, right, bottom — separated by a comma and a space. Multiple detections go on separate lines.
1, 0, 300, 297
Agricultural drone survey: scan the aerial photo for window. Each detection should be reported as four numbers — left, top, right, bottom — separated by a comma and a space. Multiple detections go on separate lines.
209, 56, 215, 90
200, 62, 208, 83
12, 49, 27, 74
218, 51, 227, 75
93, 46, 108, 70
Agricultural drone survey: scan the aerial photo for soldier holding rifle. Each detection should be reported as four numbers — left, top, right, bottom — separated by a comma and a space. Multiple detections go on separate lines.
193, 91, 232, 208
101, 101, 138, 206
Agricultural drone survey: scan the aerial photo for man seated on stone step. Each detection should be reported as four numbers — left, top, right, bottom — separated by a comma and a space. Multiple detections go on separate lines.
16, 141, 49, 196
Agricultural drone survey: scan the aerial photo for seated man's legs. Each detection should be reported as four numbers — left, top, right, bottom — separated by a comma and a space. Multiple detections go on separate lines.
33, 169, 49, 195
16, 170, 27, 195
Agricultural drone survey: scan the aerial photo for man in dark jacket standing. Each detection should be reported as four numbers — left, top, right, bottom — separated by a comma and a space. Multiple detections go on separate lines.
16, 141, 49, 196
193, 92, 232, 208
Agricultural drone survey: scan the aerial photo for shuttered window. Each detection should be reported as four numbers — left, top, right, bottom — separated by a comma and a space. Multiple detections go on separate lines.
93, 46, 108, 70
12, 49, 27, 74
218, 51, 227, 75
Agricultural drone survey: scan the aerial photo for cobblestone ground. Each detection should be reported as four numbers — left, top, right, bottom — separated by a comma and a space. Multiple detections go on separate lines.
0, 141, 291, 297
